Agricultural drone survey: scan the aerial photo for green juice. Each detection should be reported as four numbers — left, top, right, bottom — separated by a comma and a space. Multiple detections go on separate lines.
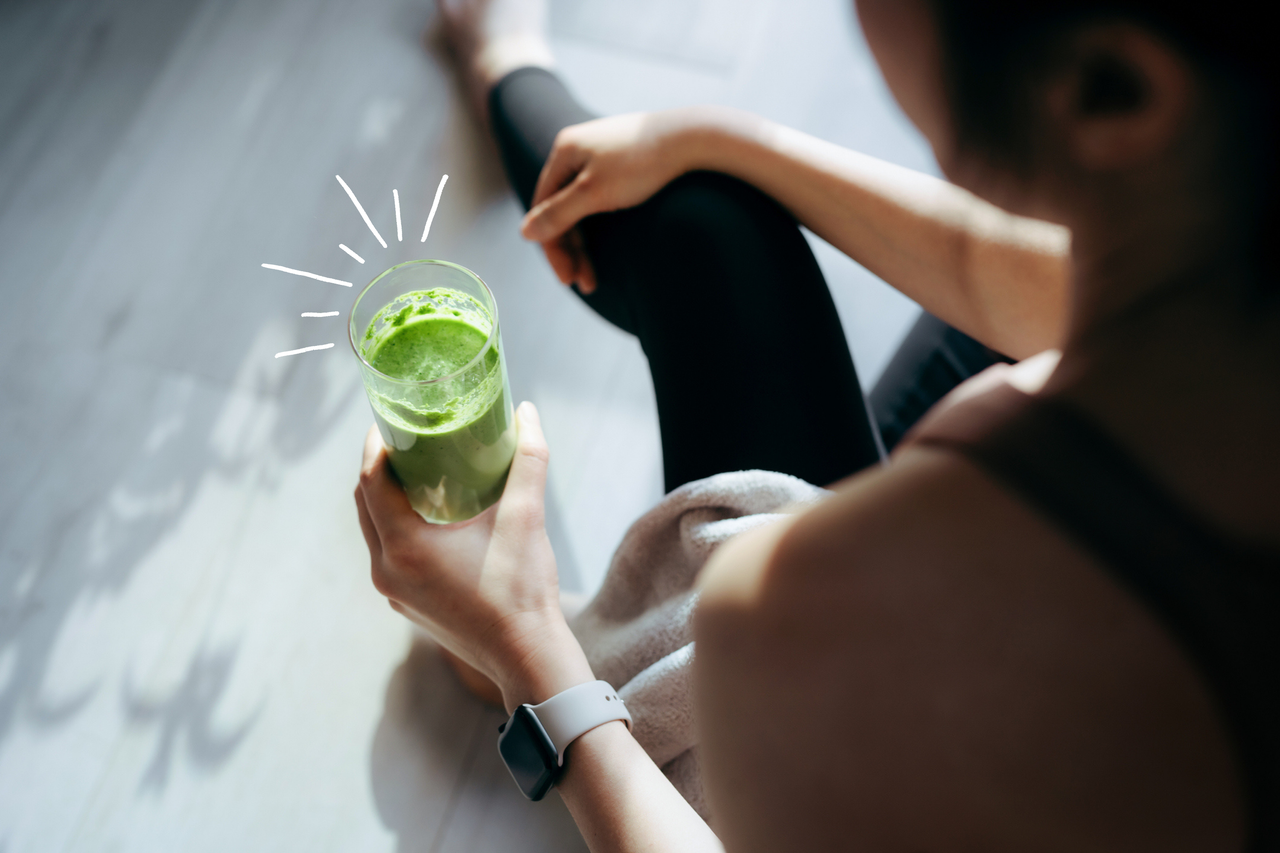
359, 287, 516, 523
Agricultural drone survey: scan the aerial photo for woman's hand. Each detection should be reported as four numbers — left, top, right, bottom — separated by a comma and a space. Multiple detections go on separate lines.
359, 403, 722, 851
354, 401, 593, 711
520, 109, 713, 293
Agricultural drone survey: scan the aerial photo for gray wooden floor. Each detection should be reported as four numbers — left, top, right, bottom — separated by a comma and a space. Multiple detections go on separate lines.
0, 0, 932, 849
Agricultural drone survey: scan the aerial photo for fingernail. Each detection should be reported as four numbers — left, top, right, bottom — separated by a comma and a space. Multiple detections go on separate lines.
517, 401, 539, 426
520, 213, 541, 240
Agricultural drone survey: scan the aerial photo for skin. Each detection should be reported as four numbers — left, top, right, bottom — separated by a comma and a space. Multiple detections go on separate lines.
697, 3, 1269, 851
521, 107, 1071, 358
356, 405, 721, 853
357, 0, 1279, 849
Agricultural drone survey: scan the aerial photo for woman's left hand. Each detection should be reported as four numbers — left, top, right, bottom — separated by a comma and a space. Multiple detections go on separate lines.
354, 401, 593, 711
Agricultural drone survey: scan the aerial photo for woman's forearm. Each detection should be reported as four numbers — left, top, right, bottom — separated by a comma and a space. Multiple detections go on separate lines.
681, 108, 1070, 359
557, 722, 723, 853
497, 626, 722, 853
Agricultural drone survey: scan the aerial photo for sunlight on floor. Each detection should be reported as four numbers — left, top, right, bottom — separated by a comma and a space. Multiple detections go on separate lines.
0, 0, 929, 848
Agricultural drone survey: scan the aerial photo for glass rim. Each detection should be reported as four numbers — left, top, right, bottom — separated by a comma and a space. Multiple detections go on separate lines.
348, 259, 500, 387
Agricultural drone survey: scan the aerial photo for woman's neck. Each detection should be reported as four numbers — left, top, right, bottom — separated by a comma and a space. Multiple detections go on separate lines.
1060, 204, 1248, 353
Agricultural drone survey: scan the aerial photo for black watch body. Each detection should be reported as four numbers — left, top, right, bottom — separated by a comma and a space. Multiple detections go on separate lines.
497, 705, 560, 801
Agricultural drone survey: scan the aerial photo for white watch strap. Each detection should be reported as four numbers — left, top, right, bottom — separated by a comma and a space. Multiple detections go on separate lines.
528, 680, 632, 766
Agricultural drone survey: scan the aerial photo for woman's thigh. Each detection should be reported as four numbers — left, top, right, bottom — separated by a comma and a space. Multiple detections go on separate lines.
490, 68, 881, 490
488, 69, 1005, 488
579, 172, 880, 490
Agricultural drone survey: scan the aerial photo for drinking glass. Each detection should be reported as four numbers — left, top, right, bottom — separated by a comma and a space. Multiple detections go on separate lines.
350, 260, 516, 523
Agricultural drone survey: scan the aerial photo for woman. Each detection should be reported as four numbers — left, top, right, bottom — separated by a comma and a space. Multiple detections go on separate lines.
354, 0, 1278, 849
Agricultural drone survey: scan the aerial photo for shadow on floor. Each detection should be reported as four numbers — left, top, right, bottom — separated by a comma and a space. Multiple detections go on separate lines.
369, 635, 588, 853
122, 640, 262, 792
368, 636, 492, 853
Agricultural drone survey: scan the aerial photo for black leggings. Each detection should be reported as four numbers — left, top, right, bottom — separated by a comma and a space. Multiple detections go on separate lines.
490, 67, 1006, 492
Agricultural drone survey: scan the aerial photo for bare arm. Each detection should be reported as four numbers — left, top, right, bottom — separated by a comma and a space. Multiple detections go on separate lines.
693, 450, 1242, 852
355, 406, 720, 853
498, 645, 721, 853
686, 109, 1070, 358
521, 108, 1070, 358
556, 722, 721, 853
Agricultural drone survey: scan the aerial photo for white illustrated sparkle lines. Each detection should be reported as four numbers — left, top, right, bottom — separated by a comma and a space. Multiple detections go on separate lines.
336, 174, 387, 249
275, 343, 335, 358
421, 174, 448, 243
261, 173, 450, 359
260, 263, 353, 287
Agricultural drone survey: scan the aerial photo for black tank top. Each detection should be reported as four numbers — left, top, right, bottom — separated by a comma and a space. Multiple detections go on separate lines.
909, 383, 1280, 851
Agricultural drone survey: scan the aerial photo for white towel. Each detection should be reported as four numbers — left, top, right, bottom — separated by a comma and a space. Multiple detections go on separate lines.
569, 470, 827, 818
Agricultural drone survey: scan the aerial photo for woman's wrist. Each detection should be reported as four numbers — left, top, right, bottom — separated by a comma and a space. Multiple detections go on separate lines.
495, 616, 596, 714
673, 105, 774, 177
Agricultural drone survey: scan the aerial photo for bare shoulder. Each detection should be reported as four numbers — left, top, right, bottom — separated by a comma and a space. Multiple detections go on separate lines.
695, 447, 1243, 853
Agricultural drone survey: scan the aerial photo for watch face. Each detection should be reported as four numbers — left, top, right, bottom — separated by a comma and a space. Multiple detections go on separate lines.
497, 706, 559, 801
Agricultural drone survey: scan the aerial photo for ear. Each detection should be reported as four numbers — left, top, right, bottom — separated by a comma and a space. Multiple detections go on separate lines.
1046, 24, 1193, 170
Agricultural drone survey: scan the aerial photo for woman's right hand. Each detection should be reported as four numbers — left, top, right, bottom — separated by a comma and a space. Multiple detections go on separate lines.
519, 109, 712, 293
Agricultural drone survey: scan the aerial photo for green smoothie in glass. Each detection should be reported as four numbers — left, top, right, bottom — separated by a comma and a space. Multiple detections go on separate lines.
350, 261, 516, 523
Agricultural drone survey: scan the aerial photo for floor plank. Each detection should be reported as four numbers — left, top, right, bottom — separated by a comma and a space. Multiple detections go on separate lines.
0, 0, 933, 849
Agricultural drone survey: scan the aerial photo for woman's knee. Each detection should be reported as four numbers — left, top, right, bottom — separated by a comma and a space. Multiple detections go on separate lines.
599, 171, 818, 304
648, 172, 800, 255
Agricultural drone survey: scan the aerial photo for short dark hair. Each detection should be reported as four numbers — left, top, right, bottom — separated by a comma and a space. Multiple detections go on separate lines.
930, 1, 1276, 280
931, 1, 1274, 154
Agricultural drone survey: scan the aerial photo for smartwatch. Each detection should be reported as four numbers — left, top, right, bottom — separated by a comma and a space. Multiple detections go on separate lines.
496, 680, 632, 801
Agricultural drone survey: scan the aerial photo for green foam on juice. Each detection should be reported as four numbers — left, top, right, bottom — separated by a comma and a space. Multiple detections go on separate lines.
359, 287, 515, 522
